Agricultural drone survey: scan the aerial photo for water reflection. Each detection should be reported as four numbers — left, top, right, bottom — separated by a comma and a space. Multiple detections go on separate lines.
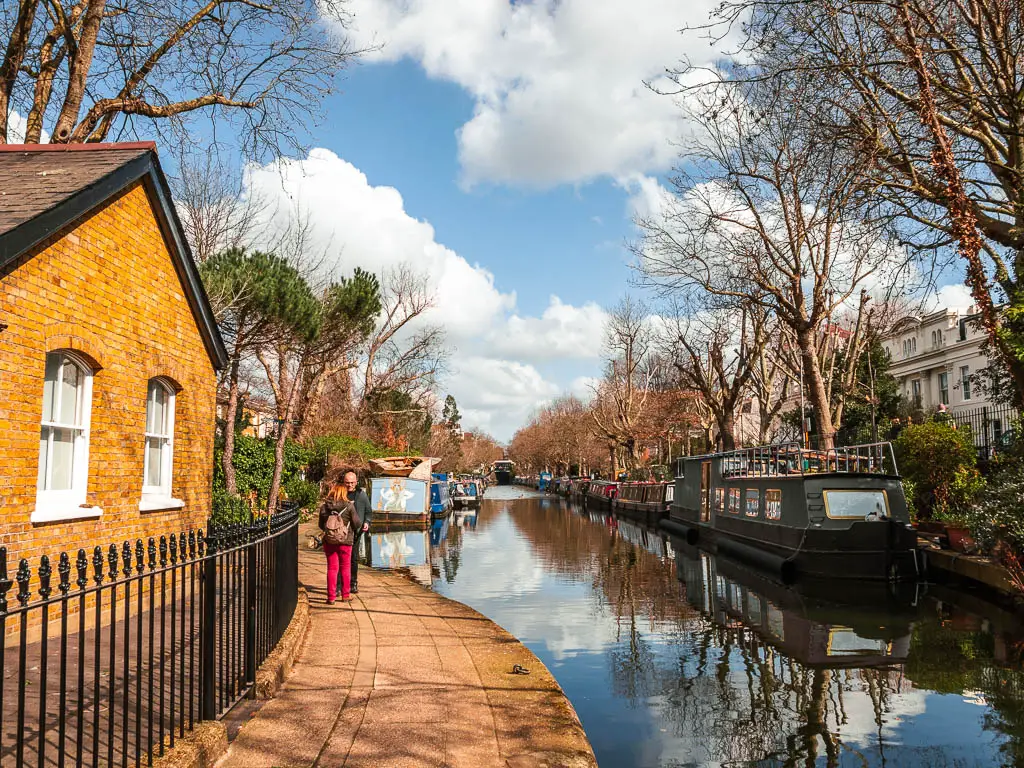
370, 488, 1024, 767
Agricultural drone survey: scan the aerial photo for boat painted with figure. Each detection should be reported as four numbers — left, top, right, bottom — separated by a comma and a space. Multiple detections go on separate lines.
662, 442, 920, 582
369, 456, 440, 524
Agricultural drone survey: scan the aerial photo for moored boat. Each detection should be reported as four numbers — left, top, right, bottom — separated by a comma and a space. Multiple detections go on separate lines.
368, 456, 439, 524
662, 442, 919, 582
451, 478, 482, 508
585, 480, 618, 509
430, 472, 453, 519
494, 459, 514, 485
612, 481, 673, 523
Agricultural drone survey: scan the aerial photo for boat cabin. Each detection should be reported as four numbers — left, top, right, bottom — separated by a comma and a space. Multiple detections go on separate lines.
667, 442, 919, 581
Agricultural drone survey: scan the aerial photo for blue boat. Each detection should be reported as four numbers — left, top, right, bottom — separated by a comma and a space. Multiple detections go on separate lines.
538, 472, 552, 492
430, 473, 453, 518
452, 478, 481, 508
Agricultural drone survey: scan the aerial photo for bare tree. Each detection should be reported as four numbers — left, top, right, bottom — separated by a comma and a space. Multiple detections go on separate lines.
700, 0, 1024, 400
668, 303, 767, 450
591, 297, 656, 474
171, 147, 267, 263
637, 76, 905, 447
360, 264, 449, 412
0, 0, 367, 154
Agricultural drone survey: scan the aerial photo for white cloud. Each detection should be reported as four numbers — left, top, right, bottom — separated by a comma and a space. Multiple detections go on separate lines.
347, 0, 724, 187
239, 149, 601, 440
245, 149, 515, 340
487, 296, 606, 361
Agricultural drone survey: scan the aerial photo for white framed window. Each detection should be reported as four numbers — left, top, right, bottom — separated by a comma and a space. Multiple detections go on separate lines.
960, 365, 972, 401
939, 372, 949, 405
35, 352, 100, 522
140, 378, 183, 511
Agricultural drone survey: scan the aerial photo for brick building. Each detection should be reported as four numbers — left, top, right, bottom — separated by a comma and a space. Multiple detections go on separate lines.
0, 143, 227, 565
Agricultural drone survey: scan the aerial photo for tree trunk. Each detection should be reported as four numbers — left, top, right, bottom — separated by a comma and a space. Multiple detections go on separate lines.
0, 0, 41, 142
266, 374, 302, 513
718, 410, 737, 451
798, 329, 836, 449
221, 354, 242, 495
52, 0, 107, 143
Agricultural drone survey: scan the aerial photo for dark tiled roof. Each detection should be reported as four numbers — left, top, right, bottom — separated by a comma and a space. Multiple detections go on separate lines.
0, 143, 153, 236
0, 142, 228, 369
0, 143, 153, 234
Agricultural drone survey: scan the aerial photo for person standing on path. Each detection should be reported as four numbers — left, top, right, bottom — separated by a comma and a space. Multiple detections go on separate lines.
318, 482, 361, 604
344, 470, 373, 594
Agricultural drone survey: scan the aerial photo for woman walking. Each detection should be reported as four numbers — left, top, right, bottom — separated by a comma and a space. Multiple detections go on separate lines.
318, 481, 361, 604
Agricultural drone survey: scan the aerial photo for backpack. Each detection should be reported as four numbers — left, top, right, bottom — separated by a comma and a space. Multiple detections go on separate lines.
323, 508, 351, 547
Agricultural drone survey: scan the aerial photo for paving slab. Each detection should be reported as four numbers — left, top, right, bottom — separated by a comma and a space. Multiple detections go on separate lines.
217, 522, 595, 768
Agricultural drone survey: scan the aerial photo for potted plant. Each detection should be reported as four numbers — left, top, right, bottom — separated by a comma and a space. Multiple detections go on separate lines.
933, 507, 976, 553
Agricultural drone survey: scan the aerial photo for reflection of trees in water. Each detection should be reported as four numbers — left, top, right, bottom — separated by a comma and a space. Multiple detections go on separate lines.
905, 617, 1024, 765
448, 499, 1024, 766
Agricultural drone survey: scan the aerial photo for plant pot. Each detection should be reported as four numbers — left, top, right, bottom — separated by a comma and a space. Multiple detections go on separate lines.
946, 525, 976, 553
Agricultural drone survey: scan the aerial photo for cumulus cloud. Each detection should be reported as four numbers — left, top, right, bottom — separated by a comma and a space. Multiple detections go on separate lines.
346, 0, 724, 187
487, 297, 606, 361
239, 149, 598, 439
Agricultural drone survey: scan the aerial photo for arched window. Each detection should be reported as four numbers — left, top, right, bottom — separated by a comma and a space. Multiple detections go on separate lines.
37, 351, 94, 517
912, 337, 917, 353
931, 331, 937, 347
143, 379, 177, 500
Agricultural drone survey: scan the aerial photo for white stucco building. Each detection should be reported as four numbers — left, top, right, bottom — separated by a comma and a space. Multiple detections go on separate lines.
882, 307, 993, 413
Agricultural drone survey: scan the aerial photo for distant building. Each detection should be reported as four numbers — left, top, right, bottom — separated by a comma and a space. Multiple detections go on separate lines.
881, 306, 993, 413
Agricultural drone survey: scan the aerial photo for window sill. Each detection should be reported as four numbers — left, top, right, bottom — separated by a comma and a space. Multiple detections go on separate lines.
139, 496, 185, 512
31, 504, 103, 524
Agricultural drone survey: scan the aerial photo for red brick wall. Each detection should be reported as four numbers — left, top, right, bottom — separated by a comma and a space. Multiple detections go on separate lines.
0, 180, 218, 572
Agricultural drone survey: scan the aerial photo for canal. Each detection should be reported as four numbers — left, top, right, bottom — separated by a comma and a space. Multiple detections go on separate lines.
368, 486, 1024, 767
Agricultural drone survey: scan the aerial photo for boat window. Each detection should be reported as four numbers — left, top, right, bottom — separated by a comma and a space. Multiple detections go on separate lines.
827, 627, 891, 657
823, 489, 889, 519
765, 489, 782, 520
745, 489, 760, 517
728, 488, 741, 514
714, 487, 725, 513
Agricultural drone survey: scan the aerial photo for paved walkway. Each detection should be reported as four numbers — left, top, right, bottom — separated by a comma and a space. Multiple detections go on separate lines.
217, 524, 596, 768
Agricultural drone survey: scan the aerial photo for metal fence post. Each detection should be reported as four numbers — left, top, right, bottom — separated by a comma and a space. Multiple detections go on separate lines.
245, 522, 257, 685
201, 532, 217, 721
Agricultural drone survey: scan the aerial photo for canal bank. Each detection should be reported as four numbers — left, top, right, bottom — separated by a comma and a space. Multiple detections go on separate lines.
217, 521, 596, 768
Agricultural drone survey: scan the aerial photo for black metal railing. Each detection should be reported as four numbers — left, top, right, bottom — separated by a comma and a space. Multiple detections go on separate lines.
949, 403, 1021, 461
0, 504, 299, 768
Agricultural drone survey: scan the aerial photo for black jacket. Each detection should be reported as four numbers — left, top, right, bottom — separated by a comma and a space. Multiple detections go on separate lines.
353, 487, 372, 528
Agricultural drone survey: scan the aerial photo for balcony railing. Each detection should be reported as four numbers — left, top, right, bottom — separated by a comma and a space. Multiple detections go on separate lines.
677, 442, 899, 479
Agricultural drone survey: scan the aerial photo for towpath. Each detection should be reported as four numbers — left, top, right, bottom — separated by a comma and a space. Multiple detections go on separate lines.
217, 523, 596, 768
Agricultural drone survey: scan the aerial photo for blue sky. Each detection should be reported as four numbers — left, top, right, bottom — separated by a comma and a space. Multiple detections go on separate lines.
224, 0, 734, 442
231, 0, 973, 442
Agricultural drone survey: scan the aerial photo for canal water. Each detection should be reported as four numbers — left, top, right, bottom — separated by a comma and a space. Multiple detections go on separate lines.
368, 486, 1024, 767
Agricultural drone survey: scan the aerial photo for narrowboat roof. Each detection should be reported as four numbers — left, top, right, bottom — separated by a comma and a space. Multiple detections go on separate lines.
676, 441, 900, 480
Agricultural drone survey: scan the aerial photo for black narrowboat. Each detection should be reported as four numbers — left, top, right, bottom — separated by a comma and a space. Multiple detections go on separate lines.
585, 480, 618, 509
662, 442, 920, 582
612, 481, 672, 524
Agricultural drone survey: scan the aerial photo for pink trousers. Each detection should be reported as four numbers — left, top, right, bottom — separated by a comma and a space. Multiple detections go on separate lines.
324, 542, 352, 601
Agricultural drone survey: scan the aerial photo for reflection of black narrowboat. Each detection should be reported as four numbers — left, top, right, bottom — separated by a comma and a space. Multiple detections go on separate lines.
675, 543, 914, 668
612, 481, 672, 523
662, 442, 920, 581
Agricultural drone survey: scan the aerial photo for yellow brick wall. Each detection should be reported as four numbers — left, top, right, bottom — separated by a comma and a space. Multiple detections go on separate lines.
0, 180, 218, 573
